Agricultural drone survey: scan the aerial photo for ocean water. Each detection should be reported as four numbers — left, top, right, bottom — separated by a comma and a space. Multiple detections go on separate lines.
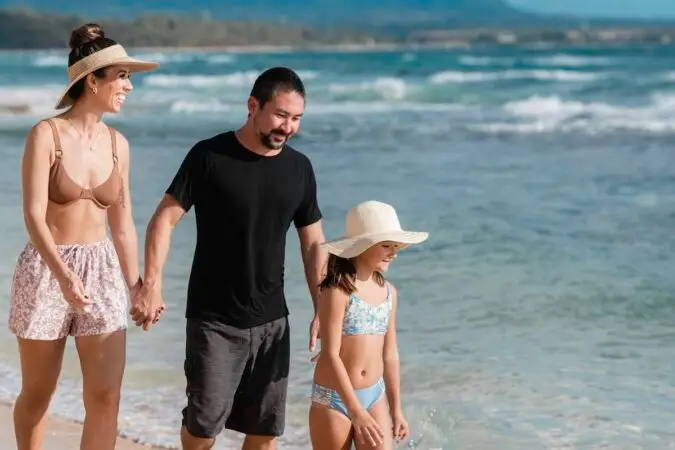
0, 44, 675, 449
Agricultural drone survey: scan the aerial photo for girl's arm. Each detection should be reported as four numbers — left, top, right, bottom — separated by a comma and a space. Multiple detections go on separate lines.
383, 284, 402, 415
319, 287, 370, 417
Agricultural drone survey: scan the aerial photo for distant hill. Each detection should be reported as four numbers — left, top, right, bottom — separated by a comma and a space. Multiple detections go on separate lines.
2, 0, 674, 49
0, 0, 540, 29
1, 0, 672, 36
0, 0, 524, 21
0, 9, 382, 49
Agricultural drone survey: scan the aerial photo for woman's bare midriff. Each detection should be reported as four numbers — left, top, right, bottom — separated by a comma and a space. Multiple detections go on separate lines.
44, 200, 109, 245
313, 334, 385, 390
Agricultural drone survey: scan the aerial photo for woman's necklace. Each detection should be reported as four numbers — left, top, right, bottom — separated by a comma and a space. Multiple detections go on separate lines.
68, 118, 101, 151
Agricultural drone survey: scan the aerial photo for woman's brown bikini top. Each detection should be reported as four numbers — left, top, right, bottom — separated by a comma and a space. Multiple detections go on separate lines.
44, 118, 122, 209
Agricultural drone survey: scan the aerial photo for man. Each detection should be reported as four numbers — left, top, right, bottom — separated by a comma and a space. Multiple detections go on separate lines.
132, 67, 325, 450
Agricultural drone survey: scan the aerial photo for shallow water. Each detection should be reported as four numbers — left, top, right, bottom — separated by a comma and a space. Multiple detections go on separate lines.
0, 44, 674, 449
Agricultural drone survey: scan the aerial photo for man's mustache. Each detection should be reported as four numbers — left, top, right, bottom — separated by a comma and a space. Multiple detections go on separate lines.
270, 129, 290, 137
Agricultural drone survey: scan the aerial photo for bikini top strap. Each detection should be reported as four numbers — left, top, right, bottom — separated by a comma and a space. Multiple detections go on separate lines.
108, 126, 118, 163
44, 119, 63, 159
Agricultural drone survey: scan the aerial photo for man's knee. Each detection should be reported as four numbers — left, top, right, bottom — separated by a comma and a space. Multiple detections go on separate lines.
182, 403, 227, 441
180, 425, 216, 450
243, 434, 277, 450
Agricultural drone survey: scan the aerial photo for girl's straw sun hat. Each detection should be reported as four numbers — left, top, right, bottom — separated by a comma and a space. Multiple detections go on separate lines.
321, 200, 428, 258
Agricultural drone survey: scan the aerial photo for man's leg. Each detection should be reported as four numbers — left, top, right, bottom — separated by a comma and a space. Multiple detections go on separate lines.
226, 316, 291, 450
181, 318, 251, 450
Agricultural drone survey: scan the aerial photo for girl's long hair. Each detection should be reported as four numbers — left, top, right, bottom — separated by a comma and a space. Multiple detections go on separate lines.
318, 253, 385, 295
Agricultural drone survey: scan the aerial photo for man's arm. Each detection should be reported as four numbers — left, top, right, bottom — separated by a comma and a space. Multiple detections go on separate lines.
297, 220, 326, 314
132, 143, 200, 330
297, 220, 327, 352
144, 194, 187, 289
293, 155, 324, 350
130, 194, 186, 330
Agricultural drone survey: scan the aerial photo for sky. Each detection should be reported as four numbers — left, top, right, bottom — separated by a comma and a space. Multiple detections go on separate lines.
507, 0, 675, 18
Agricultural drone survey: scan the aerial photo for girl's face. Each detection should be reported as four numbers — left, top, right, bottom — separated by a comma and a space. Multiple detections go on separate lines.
357, 241, 407, 273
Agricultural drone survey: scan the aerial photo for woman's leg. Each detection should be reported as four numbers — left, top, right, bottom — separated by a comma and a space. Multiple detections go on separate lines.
72, 238, 129, 450
309, 402, 354, 450
75, 330, 126, 450
13, 337, 67, 450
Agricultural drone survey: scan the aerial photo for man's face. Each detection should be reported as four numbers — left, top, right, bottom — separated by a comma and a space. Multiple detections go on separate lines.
250, 90, 305, 150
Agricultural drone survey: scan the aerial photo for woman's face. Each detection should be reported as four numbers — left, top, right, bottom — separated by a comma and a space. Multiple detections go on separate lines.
89, 65, 133, 113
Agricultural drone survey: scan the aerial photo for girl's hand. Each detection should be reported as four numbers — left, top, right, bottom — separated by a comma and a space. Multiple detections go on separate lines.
352, 409, 385, 447
392, 411, 409, 443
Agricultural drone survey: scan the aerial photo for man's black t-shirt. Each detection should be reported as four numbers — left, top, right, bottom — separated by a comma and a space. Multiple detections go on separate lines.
165, 131, 322, 328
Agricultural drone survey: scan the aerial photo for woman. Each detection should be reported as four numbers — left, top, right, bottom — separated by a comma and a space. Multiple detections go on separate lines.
8, 23, 160, 450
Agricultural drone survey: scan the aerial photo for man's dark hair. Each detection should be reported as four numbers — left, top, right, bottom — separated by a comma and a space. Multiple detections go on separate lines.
250, 67, 305, 108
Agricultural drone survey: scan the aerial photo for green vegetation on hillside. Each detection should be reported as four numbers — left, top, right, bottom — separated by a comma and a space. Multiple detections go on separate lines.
0, 8, 386, 49
3, 7, 675, 49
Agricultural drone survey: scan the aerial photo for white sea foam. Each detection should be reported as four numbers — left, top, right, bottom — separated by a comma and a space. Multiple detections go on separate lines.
144, 70, 318, 88
129, 52, 195, 64
474, 93, 675, 134
429, 69, 602, 84
0, 85, 62, 116
143, 71, 261, 88
32, 54, 66, 67
327, 76, 407, 100
167, 99, 466, 115
458, 54, 613, 68
458, 55, 516, 66
532, 54, 614, 67
206, 54, 237, 65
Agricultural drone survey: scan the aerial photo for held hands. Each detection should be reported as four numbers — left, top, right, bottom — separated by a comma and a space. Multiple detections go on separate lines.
129, 278, 165, 331
57, 271, 92, 312
392, 411, 410, 444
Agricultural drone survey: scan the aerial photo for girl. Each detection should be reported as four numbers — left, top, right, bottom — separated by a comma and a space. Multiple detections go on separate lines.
309, 200, 429, 449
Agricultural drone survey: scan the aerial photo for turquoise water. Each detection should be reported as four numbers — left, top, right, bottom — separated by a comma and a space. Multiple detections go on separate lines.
0, 44, 675, 449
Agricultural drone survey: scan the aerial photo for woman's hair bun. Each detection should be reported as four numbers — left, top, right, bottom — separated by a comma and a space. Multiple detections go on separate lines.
69, 23, 105, 50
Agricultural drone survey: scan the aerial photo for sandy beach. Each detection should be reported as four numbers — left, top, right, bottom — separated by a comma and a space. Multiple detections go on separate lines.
0, 400, 164, 450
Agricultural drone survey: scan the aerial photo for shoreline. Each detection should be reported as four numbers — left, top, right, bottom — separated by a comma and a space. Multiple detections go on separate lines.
0, 399, 171, 450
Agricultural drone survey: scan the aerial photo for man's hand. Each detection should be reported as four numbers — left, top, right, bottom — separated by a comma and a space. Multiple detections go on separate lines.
309, 314, 320, 351
130, 280, 165, 331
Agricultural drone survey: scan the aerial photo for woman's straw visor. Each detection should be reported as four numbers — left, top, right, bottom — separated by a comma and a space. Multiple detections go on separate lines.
55, 44, 159, 109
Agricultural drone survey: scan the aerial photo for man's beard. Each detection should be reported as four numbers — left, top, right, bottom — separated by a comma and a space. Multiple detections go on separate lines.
259, 128, 290, 150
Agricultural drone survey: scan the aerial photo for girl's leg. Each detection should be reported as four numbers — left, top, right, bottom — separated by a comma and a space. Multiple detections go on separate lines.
13, 337, 67, 450
309, 403, 354, 450
75, 330, 126, 450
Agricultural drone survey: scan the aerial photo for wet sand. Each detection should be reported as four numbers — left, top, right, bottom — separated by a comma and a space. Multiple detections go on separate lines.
0, 400, 164, 449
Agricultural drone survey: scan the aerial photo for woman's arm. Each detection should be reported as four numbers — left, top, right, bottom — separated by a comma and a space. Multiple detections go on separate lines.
106, 131, 141, 291
21, 122, 72, 283
319, 287, 369, 417
383, 284, 402, 415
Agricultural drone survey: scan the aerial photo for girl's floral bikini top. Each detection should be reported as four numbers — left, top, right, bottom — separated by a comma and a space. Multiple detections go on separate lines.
342, 282, 392, 336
